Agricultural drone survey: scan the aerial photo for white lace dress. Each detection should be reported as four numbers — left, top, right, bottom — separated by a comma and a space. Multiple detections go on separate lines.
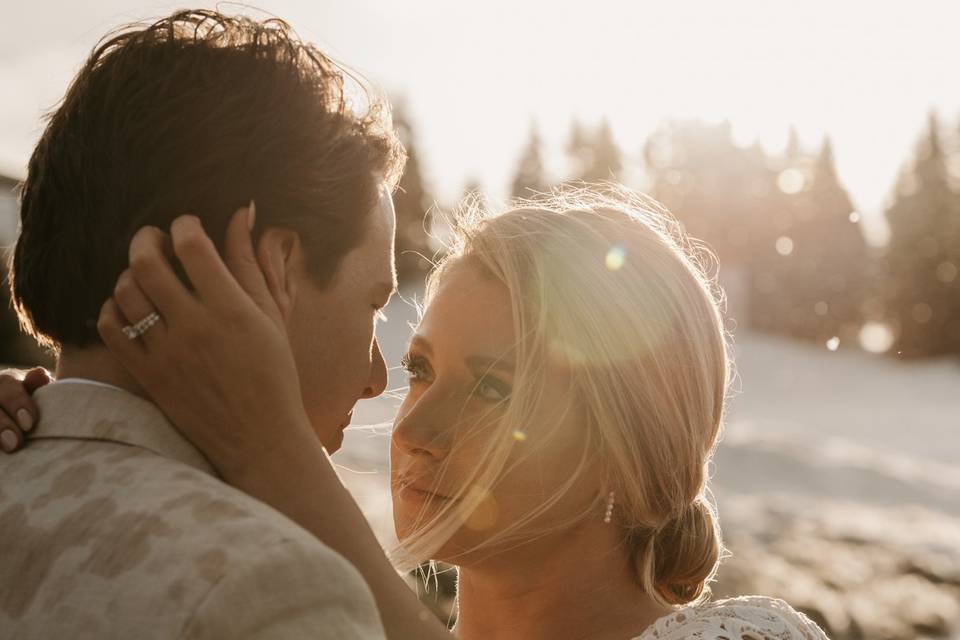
632, 595, 830, 640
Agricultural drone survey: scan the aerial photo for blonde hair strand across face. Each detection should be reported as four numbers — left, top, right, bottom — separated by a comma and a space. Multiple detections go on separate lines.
393, 184, 732, 608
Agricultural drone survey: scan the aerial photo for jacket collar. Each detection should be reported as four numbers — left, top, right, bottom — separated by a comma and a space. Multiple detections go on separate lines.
31, 381, 217, 476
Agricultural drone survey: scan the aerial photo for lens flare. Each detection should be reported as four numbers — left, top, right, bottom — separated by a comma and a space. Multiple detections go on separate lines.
605, 244, 627, 271
775, 236, 795, 256
463, 485, 499, 531
859, 322, 894, 354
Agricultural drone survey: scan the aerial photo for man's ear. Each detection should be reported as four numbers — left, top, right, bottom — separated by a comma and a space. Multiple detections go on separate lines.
254, 228, 301, 322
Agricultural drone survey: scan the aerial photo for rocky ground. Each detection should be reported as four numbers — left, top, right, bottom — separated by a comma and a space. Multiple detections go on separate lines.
390, 497, 960, 639
714, 497, 960, 639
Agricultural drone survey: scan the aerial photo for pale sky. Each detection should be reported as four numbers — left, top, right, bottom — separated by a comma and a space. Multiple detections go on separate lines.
1, 1, 957, 242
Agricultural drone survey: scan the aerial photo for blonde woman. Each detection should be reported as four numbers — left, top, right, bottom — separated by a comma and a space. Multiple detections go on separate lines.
5, 188, 828, 639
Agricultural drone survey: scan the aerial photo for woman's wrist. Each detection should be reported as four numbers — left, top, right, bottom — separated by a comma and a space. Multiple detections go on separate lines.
212, 416, 451, 640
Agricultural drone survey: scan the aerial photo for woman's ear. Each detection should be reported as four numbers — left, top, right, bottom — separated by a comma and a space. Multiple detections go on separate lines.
254, 228, 301, 322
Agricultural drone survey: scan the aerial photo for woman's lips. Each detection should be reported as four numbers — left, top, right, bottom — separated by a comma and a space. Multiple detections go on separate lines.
402, 486, 453, 502
397, 477, 455, 502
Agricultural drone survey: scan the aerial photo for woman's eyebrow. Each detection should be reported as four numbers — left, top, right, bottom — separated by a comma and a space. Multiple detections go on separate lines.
409, 335, 515, 373
409, 334, 432, 354
465, 355, 516, 374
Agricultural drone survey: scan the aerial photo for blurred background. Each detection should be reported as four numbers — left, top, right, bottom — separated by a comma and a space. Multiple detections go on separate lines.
2, 2, 959, 638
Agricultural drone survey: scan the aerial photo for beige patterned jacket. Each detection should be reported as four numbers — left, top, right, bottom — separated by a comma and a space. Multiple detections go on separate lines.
0, 382, 385, 639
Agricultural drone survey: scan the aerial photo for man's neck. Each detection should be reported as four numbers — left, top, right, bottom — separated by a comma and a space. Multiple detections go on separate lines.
55, 346, 145, 397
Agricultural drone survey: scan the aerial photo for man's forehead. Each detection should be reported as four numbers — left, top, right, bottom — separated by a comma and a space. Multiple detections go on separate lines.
375, 181, 397, 229
360, 181, 397, 292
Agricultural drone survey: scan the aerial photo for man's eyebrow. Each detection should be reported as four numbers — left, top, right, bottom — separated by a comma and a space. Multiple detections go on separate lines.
465, 355, 516, 375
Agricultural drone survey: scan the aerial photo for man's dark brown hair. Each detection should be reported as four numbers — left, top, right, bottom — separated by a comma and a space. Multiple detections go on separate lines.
11, 9, 405, 350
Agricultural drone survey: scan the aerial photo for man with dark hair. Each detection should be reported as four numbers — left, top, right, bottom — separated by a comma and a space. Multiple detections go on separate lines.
0, 9, 404, 638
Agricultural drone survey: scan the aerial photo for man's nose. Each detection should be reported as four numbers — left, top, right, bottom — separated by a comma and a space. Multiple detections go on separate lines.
361, 337, 388, 399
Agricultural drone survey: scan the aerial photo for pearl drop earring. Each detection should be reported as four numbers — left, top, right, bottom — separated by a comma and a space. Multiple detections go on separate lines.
603, 491, 615, 524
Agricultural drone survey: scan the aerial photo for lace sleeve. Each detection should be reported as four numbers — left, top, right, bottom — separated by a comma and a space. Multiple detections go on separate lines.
635, 595, 830, 640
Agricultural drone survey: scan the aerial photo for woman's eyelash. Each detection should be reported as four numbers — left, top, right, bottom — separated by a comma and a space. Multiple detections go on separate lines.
400, 354, 511, 402
374, 306, 388, 322
474, 376, 512, 402
400, 353, 430, 380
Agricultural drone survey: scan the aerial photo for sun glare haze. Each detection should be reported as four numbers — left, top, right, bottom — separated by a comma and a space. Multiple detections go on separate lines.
1, 3, 959, 639
2, 1, 959, 242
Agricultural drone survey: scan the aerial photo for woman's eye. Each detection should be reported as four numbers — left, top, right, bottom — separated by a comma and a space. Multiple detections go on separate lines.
400, 354, 432, 383
475, 377, 511, 403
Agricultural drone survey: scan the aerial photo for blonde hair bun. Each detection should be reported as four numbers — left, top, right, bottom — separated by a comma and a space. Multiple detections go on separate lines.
630, 496, 723, 605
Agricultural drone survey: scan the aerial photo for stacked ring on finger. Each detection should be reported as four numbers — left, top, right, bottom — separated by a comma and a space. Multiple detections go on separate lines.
122, 312, 162, 340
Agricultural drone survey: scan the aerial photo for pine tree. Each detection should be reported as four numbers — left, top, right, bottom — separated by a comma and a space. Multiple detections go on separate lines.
566, 118, 623, 183
391, 102, 435, 281
785, 125, 802, 162
644, 120, 779, 330
509, 124, 550, 199
584, 119, 623, 182
753, 136, 869, 343
806, 138, 870, 342
644, 119, 775, 266
884, 112, 960, 356
566, 119, 590, 169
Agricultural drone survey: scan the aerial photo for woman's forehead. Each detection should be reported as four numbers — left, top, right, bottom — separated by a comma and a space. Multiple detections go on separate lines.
419, 262, 514, 351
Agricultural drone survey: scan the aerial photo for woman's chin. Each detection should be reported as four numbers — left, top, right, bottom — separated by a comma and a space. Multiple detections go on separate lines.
392, 497, 446, 548
391, 494, 418, 540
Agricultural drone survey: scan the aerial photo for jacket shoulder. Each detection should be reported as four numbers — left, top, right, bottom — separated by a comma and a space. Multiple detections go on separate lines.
0, 439, 380, 638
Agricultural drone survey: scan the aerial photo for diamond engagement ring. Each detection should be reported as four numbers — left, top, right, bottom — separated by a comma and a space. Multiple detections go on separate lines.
122, 312, 161, 340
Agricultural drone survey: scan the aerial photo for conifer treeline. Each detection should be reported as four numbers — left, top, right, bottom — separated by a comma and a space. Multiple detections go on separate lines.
882, 113, 960, 357
394, 108, 960, 358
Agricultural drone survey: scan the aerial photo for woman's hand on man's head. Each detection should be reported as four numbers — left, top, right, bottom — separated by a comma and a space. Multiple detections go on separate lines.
96, 204, 315, 482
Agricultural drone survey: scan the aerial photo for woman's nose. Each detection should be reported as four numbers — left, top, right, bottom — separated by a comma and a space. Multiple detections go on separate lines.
392, 387, 452, 460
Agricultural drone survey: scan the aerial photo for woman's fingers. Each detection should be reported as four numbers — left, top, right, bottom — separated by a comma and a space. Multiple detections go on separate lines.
223, 202, 283, 326
97, 297, 148, 367
170, 212, 258, 312
128, 226, 197, 322
0, 367, 50, 452
0, 372, 40, 436
113, 269, 166, 347
0, 419, 23, 453
22, 368, 52, 394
